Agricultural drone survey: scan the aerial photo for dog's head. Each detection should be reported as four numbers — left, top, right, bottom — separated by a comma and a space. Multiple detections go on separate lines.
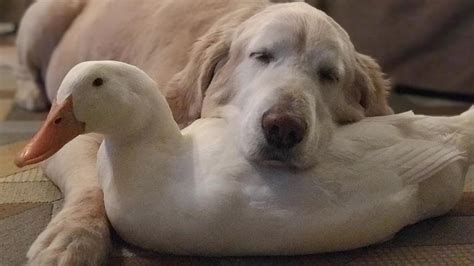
167, 2, 392, 169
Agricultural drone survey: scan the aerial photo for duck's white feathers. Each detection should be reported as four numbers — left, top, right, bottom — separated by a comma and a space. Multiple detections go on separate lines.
99, 105, 474, 255
334, 110, 474, 187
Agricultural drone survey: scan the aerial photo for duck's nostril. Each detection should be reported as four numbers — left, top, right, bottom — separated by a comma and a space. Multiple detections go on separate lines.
54, 117, 62, 124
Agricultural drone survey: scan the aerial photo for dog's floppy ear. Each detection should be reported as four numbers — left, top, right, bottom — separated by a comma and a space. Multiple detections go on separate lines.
165, 26, 232, 127
355, 53, 393, 116
337, 53, 393, 123
165, 6, 264, 127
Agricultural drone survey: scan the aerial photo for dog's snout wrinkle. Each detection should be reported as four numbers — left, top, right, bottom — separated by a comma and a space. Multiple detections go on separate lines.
262, 110, 307, 149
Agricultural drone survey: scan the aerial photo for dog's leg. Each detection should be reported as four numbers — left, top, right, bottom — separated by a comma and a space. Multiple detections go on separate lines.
27, 134, 110, 266
15, 0, 86, 111
15, 6, 49, 111
14, 65, 49, 111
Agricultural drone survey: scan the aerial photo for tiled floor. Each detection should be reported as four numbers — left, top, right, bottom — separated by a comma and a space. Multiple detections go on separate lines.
1, 35, 473, 265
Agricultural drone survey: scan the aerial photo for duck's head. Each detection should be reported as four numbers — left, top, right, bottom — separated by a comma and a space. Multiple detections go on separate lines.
15, 61, 167, 167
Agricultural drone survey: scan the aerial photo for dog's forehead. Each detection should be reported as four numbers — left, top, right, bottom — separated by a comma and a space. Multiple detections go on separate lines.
242, 3, 350, 52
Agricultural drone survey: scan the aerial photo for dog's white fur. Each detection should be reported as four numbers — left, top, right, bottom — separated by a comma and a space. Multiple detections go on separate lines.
16, 0, 392, 264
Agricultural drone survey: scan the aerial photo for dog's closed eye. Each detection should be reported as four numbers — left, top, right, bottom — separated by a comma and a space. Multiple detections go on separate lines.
317, 67, 339, 83
250, 51, 274, 64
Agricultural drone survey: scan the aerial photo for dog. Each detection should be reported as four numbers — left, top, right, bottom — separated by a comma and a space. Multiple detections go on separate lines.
15, 0, 392, 264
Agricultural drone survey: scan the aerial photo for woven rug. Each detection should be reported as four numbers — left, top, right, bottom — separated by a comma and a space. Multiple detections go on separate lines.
1, 38, 474, 266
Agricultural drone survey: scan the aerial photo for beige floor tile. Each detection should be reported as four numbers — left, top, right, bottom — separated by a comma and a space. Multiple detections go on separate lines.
0, 132, 34, 145
0, 140, 37, 178
0, 181, 61, 204
0, 45, 17, 69
0, 98, 13, 121
0, 68, 16, 92
0, 121, 42, 133
0, 58, 17, 93
0, 204, 52, 266
6, 106, 48, 120
0, 202, 41, 219
0, 167, 47, 183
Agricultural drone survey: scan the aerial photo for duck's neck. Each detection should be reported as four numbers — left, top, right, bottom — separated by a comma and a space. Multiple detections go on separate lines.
98, 109, 186, 198
109, 110, 183, 147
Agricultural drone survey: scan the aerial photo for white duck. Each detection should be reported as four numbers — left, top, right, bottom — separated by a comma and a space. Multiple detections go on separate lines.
16, 61, 473, 255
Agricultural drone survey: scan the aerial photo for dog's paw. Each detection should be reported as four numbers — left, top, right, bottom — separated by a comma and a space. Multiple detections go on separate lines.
14, 79, 49, 111
27, 199, 110, 265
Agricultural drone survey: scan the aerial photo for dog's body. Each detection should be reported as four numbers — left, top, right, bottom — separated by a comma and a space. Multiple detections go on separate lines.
16, 0, 392, 264
16, 0, 263, 118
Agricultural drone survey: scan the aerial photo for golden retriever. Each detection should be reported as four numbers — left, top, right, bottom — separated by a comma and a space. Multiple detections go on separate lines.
15, 0, 392, 264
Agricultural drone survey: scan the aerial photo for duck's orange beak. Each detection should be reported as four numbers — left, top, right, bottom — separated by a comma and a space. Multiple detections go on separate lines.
14, 96, 85, 167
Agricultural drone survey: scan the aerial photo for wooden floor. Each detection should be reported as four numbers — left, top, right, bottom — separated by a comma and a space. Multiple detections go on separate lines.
1, 33, 473, 265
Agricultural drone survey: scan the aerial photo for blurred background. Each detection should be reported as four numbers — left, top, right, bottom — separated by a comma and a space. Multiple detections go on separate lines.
311, 0, 474, 115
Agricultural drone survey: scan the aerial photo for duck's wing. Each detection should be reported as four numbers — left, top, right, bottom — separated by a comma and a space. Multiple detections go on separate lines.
361, 108, 474, 163
365, 139, 467, 186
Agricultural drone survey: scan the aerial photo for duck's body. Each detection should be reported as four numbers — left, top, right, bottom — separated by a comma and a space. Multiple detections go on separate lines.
99, 111, 469, 255
17, 61, 472, 255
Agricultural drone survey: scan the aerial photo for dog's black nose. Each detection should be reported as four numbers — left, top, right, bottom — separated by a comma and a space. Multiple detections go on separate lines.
262, 110, 307, 149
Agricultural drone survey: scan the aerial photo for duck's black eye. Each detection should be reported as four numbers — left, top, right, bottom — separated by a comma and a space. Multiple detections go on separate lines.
250, 51, 274, 64
318, 68, 339, 83
92, 78, 104, 87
